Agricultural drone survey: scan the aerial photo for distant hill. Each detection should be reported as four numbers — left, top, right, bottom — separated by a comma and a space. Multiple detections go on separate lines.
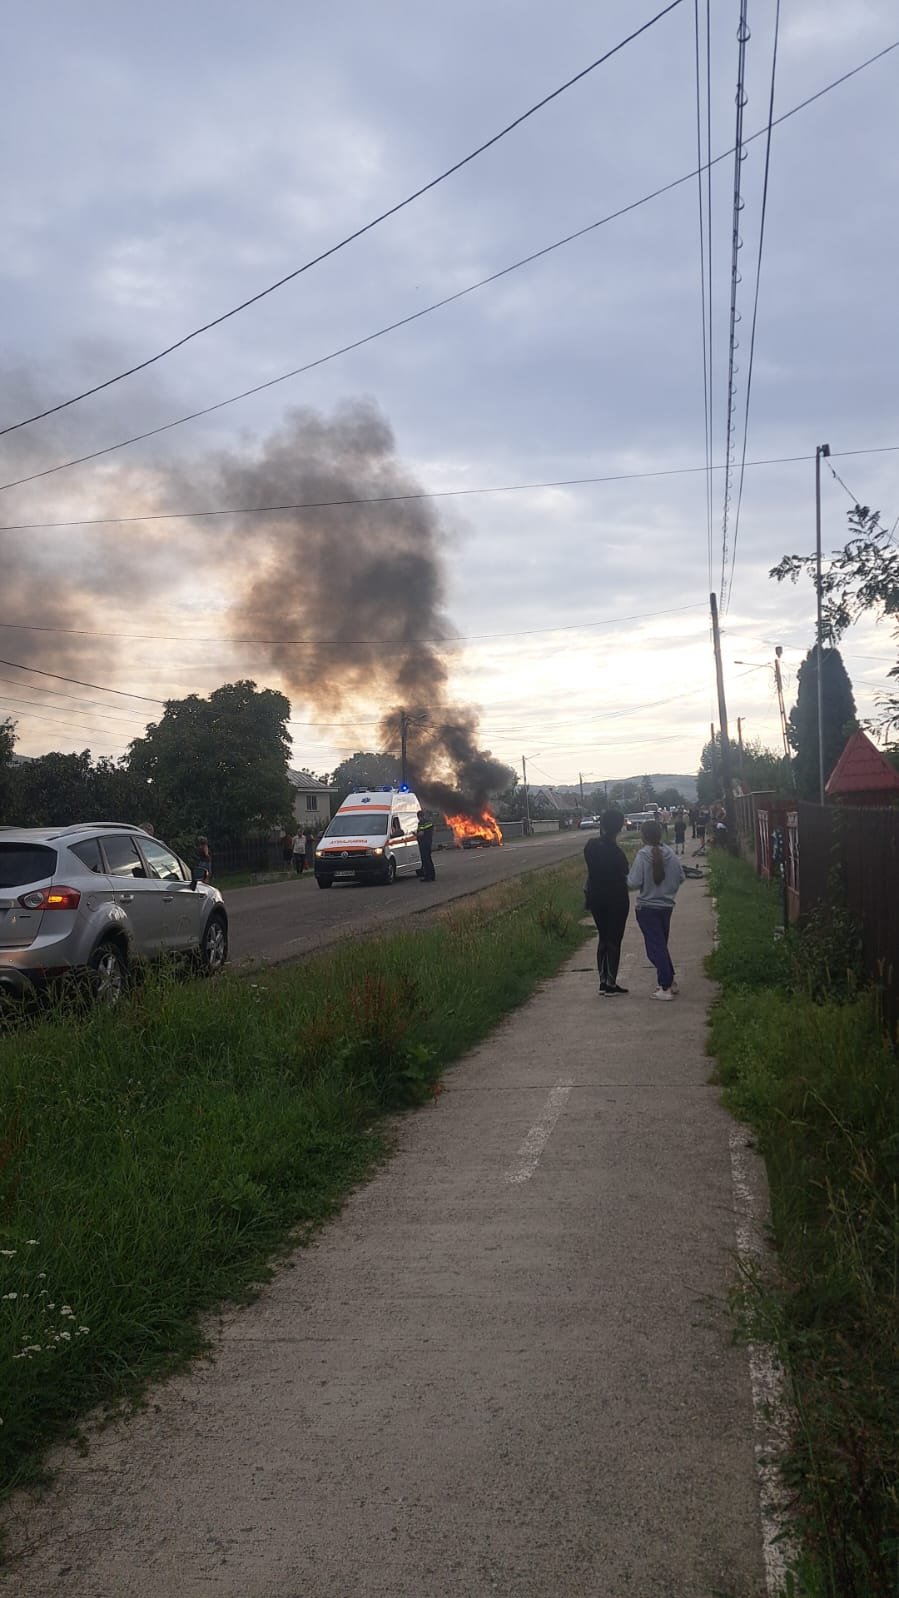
554, 773, 698, 802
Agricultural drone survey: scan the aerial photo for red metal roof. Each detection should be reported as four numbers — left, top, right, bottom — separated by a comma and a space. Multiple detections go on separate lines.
825, 730, 899, 795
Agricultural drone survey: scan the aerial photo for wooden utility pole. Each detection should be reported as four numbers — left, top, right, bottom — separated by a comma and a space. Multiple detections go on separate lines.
709, 592, 737, 847
522, 755, 532, 836
578, 771, 584, 809
774, 645, 794, 780
736, 717, 745, 783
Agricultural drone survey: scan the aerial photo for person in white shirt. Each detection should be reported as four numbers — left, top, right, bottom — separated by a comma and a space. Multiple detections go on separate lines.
291, 831, 306, 875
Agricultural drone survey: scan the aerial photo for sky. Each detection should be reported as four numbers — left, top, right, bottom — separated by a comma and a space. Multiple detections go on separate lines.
1, 0, 897, 791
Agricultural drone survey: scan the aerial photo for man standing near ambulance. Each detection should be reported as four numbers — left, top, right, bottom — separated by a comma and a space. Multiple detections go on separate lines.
416, 810, 436, 882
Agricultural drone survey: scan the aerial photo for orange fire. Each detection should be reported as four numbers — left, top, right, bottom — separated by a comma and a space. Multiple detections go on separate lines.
444, 809, 503, 847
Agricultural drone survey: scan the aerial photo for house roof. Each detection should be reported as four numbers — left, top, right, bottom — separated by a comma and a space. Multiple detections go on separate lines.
825, 731, 899, 796
530, 786, 570, 811
287, 768, 336, 793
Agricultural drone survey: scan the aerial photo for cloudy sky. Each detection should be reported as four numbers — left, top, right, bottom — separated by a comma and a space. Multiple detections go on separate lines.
2, 0, 897, 789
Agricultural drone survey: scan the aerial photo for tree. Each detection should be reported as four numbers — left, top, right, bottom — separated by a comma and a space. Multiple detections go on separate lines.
788, 646, 858, 799
7, 750, 95, 826
656, 786, 687, 808
772, 503, 899, 728
127, 681, 292, 842
697, 733, 790, 803
0, 718, 16, 822
328, 750, 401, 807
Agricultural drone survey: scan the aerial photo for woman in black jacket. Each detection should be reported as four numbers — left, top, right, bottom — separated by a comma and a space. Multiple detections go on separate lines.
583, 809, 630, 997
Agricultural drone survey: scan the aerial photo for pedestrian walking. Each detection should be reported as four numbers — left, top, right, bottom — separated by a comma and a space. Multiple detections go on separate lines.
627, 820, 684, 1001
673, 812, 687, 856
658, 806, 671, 841
416, 810, 436, 882
304, 829, 315, 872
290, 830, 306, 875
583, 808, 630, 996
688, 805, 698, 839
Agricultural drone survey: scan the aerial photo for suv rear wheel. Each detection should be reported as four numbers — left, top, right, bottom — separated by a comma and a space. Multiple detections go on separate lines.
87, 940, 127, 1007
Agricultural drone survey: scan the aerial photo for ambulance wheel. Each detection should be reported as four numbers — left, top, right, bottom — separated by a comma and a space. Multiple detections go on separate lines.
382, 858, 397, 885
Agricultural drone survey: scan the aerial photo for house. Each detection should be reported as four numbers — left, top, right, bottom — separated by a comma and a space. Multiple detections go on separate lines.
825, 731, 899, 807
528, 786, 573, 815
288, 769, 336, 826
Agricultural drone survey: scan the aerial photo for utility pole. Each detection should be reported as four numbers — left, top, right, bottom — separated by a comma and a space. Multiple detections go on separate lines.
736, 717, 745, 783
521, 755, 531, 836
399, 711, 409, 788
578, 771, 584, 810
709, 592, 737, 847
815, 443, 831, 805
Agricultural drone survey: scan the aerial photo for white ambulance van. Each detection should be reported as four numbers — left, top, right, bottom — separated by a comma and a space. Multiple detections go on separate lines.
314, 790, 423, 888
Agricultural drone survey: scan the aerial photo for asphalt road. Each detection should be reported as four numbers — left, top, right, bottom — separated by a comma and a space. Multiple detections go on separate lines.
226, 832, 586, 966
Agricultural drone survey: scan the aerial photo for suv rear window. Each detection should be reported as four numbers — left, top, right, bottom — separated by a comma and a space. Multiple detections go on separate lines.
70, 839, 106, 874
0, 843, 57, 889
99, 835, 146, 878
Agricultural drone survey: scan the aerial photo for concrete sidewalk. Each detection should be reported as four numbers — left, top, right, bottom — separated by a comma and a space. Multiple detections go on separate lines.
7, 880, 768, 1597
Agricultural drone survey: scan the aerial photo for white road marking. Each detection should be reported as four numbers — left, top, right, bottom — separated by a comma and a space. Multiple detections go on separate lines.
504, 1078, 574, 1185
728, 1124, 797, 1594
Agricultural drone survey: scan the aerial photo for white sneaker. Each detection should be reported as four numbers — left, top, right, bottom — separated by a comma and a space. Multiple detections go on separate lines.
669, 981, 679, 996
653, 987, 675, 1001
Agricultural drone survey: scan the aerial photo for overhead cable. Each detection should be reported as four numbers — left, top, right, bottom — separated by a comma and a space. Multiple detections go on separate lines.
719, 0, 751, 600
0, 3, 686, 440
725, 0, 781, 612
2, 38, 895, 498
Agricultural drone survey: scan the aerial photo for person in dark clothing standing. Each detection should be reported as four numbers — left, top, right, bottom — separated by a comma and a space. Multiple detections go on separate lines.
583, 808, 630, 996
416, 810, 436, 882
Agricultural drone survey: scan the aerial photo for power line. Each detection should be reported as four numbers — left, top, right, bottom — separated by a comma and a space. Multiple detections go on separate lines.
0, 658, 163, 704
725, 0, 781, 613
0, 4, 686, 441
0, 674, 148, 725
719, 0, 751, 600
2, 39, 895, 499
692, 0, 714, 592
2, 441, 897, 536
0, 601, 707, 649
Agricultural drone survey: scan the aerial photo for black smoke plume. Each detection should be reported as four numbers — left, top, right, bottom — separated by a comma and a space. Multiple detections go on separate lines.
199, 399, 514, 814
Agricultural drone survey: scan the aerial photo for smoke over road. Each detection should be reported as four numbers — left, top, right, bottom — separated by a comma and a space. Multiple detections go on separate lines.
2, 379, 513, 810
205, 399, 513, 813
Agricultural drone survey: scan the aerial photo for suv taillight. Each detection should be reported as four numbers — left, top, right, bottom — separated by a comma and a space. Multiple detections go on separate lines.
18, 886, 82, 911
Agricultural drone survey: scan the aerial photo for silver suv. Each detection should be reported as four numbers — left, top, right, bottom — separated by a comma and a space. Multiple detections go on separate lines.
0, 823, 228, 1006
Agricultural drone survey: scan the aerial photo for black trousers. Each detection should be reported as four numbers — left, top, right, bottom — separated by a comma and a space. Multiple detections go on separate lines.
418, 842, 436, 881
590, 897, 629, 987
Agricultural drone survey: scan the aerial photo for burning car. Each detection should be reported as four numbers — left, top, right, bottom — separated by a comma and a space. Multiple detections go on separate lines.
443, 810, 503, 849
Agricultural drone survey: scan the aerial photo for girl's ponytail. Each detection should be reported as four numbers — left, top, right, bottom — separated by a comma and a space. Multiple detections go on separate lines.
641, 819, 666, 884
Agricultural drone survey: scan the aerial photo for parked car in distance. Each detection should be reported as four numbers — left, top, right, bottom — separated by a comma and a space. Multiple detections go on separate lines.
624, 811, 658, 831
578, 816, 601, 830
0, 823, 228, 1008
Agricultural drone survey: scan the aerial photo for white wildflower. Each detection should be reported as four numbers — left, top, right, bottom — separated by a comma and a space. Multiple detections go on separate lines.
77, 1326, 90, 1335
0, 1249, 15, 1258
37, 1272, 46, 1279
25, 1239, 38, 1246
58, 1331, 71, 1341
2, 1292, 17, 1301
60, 1305, 74, 1317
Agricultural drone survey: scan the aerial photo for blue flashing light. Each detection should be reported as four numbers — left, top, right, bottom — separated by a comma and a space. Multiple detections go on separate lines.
399, 783, 409, 792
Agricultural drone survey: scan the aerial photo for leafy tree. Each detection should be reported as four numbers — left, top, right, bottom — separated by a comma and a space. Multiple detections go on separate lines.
697, 733, 790, 803
788, 646, 858, 799
8, 750, 95, 826
0, 718, 16, 821
327, 750, 401, 808
640, 775, 657, 805
127, 681, 292, 842
772, 503, 899, 728
656, 786, 687, 808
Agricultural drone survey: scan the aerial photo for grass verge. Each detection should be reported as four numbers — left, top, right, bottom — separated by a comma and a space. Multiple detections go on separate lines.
0, 860, 588, 1506
707, 853, 898, 1598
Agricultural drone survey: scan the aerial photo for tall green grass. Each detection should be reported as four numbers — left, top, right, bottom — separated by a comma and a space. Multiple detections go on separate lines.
708, 855, 899, 1597
0, 862, 588, 1502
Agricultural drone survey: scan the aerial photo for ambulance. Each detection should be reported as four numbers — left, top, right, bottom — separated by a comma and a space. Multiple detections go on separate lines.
314, 789, 423, 888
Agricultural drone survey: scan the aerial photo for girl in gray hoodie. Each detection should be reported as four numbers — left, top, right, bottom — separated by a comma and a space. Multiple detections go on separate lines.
627, 819, 685, 1000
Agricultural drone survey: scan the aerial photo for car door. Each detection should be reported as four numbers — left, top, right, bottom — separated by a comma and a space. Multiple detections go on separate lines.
98, 833, 175, 958
136, 836, 203, 952
400, 809, 422, 874
388, 813, 409, 874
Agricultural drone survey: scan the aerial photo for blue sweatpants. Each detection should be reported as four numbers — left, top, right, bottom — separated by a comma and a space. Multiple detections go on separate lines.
636, 904, 675, 990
